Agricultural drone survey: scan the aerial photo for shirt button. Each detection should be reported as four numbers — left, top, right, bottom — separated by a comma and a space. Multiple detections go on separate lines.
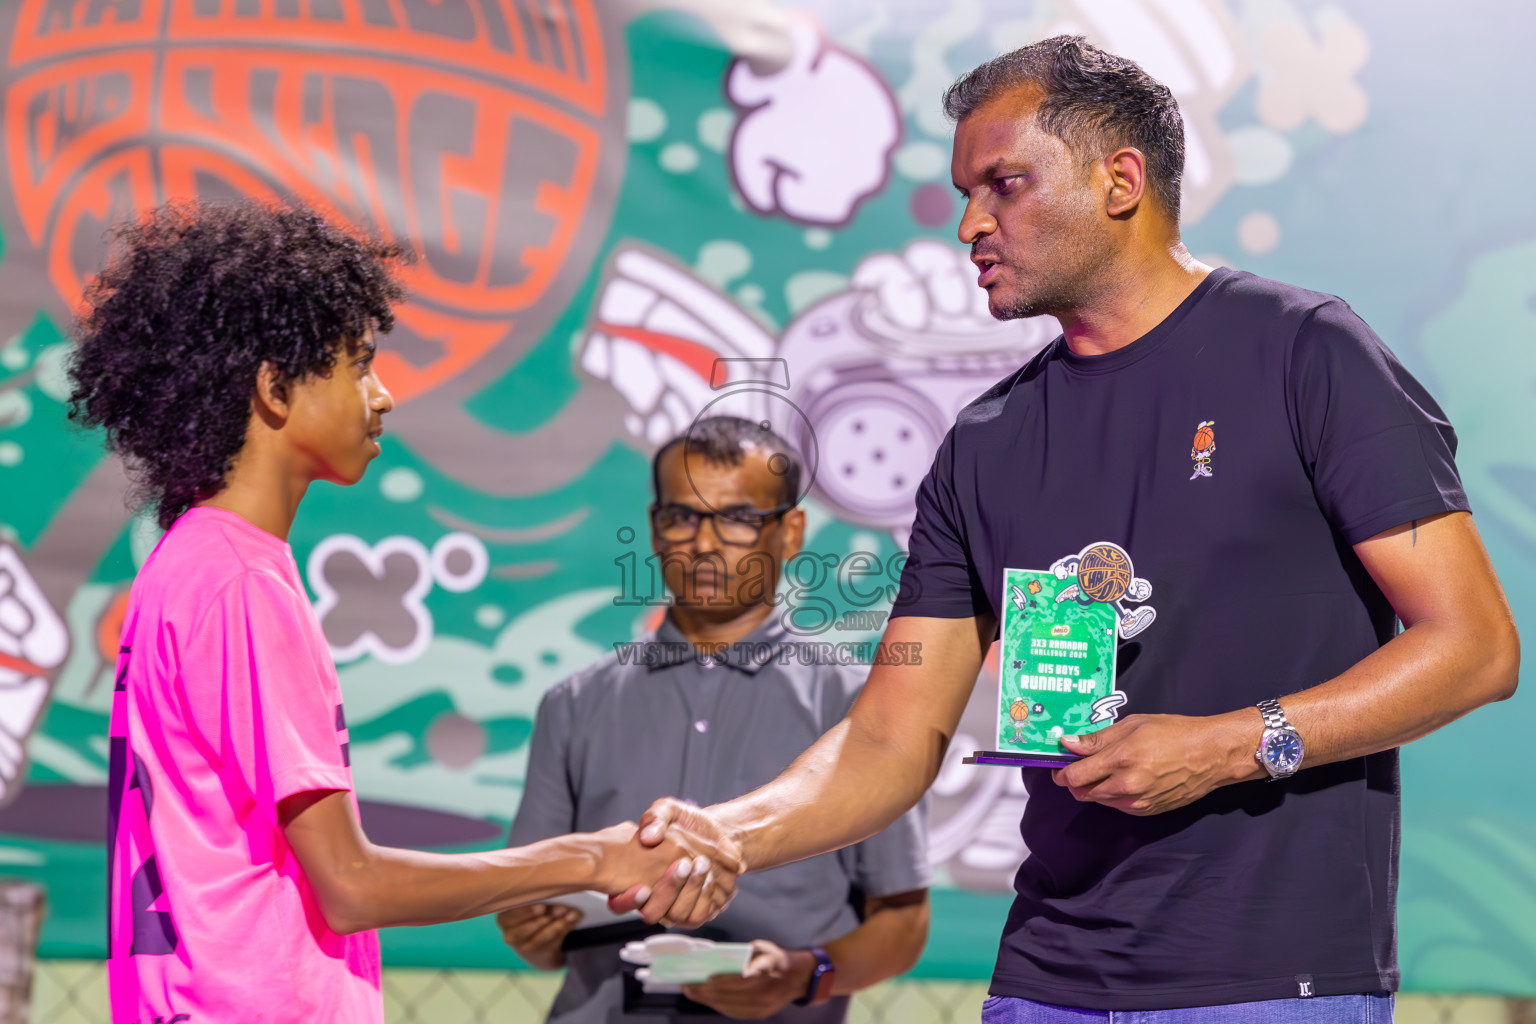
694, 720, 708, 734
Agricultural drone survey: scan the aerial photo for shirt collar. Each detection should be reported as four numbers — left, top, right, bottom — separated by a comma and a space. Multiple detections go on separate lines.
649, 612, 789, 675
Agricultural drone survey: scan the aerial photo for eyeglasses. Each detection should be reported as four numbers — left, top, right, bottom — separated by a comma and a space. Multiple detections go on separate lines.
650, 503, 793, 546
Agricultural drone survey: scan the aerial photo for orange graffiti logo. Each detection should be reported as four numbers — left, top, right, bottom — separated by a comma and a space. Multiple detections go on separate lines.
3, 0, 613, 402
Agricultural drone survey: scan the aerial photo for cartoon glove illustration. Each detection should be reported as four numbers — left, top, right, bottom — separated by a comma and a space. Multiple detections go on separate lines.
727, 17, 899, 226
0, 546, 69, 804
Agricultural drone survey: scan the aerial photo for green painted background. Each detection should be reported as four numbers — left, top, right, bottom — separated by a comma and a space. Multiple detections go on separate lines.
0, 0, 1532, 993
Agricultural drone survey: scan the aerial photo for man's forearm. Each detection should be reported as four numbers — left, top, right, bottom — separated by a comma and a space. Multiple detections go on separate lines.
704, 616, 987, 873
823, 895, 929, 996
709, 714, 940, 874
1136, 513, 1520, 797
1242, 615, 1517, 776
1301, 512, 1520, 758
1057, 612, 1520, 815
638, 617, 985, 879
1165, 607, 1519, 802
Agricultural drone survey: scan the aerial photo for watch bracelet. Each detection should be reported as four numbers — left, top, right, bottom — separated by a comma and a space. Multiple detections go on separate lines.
795, 946, 833, 1006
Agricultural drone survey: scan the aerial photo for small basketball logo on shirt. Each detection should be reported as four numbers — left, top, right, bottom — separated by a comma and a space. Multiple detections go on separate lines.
1190, 420, 1216, 480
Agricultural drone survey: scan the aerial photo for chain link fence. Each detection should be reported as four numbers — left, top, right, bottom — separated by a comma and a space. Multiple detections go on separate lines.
26, 961, 1536, 1024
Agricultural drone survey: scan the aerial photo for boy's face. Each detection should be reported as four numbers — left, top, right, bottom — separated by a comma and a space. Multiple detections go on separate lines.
284, 329, 393, 486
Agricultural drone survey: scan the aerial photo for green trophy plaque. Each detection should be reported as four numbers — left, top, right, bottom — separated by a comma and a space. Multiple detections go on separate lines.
964, 562, 1128, 769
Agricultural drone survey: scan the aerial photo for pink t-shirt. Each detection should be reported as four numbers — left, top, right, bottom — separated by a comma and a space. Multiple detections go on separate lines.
107, 506, 382, 1023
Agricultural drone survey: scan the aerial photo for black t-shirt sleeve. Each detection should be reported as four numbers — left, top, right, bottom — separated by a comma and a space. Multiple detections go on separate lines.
891, 428, 990, 619
1288, 299, 1469, 545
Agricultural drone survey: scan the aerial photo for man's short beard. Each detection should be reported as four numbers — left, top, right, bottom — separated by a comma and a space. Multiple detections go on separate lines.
989, 296, 1046, 320
988, 283, 1075, 322
986, 240, 1108, 322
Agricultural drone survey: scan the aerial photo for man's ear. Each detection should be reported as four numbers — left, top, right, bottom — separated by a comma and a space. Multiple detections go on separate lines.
253, 361, 290, 423
778, 507, 806, 561
1104, 146, 1148, 218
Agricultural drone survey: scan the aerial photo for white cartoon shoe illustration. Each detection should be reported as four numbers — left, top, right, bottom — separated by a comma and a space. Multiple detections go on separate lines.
1119, 606, 1157, 639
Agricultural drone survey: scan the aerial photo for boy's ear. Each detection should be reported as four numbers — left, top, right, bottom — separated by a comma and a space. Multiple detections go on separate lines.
253, 361, 290, 420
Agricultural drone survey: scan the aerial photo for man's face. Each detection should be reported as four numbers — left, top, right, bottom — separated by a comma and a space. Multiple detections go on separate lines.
951, 85, 1113, 320
284, 328, 394, 486
652, 445, 805, 617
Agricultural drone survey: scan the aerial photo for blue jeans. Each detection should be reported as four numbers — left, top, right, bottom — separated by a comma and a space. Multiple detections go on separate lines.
981, 993, 1393, 1023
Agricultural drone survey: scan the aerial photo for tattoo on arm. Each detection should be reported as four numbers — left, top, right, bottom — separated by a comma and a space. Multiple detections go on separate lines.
1411, 519, 1418, 547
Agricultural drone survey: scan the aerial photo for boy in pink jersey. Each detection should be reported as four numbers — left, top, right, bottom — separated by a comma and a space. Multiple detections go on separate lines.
67, 202, 743, 1023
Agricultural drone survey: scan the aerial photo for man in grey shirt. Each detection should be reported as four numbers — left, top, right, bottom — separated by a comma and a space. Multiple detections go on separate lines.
500, 416, 930, 1023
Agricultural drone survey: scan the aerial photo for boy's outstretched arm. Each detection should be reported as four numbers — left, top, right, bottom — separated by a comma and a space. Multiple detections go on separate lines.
278, 790, 740, 934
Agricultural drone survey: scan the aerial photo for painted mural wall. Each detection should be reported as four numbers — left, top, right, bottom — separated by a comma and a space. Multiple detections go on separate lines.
0, 0, 1530, 992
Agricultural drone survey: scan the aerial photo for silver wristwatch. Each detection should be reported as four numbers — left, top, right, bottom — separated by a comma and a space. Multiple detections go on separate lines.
1255, 698, 1305, 779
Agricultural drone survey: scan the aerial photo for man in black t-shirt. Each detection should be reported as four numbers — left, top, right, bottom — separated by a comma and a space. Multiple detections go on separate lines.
627, 36, 1521, 1023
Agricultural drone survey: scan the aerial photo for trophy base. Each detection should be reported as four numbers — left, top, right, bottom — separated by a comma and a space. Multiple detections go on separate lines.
964, 749, 1081, 769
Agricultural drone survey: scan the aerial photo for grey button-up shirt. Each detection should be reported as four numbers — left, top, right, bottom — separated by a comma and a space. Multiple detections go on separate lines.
509, 615, 931, 1024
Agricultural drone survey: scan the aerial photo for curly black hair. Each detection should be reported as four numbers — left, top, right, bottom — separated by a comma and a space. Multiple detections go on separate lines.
67, 200, 409, 529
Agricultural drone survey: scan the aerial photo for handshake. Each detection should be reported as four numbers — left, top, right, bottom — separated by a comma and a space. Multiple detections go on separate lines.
600, 798, 743, 927
500, 799, 832, 1019
502, 798, 742, 969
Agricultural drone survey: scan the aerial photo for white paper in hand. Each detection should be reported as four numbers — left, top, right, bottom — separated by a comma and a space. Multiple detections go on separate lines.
543, 890, 641, 930
621, 934, 754, 989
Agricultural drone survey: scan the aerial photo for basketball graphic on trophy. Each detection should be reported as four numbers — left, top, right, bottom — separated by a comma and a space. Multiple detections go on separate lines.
1008, 699, 1030, 742
1076, 544, 1134, 603
1051, 541, 1157, 639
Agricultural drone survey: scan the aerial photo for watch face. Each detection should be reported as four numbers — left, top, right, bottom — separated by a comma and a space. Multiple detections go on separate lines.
1263, 730, 1304, 773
